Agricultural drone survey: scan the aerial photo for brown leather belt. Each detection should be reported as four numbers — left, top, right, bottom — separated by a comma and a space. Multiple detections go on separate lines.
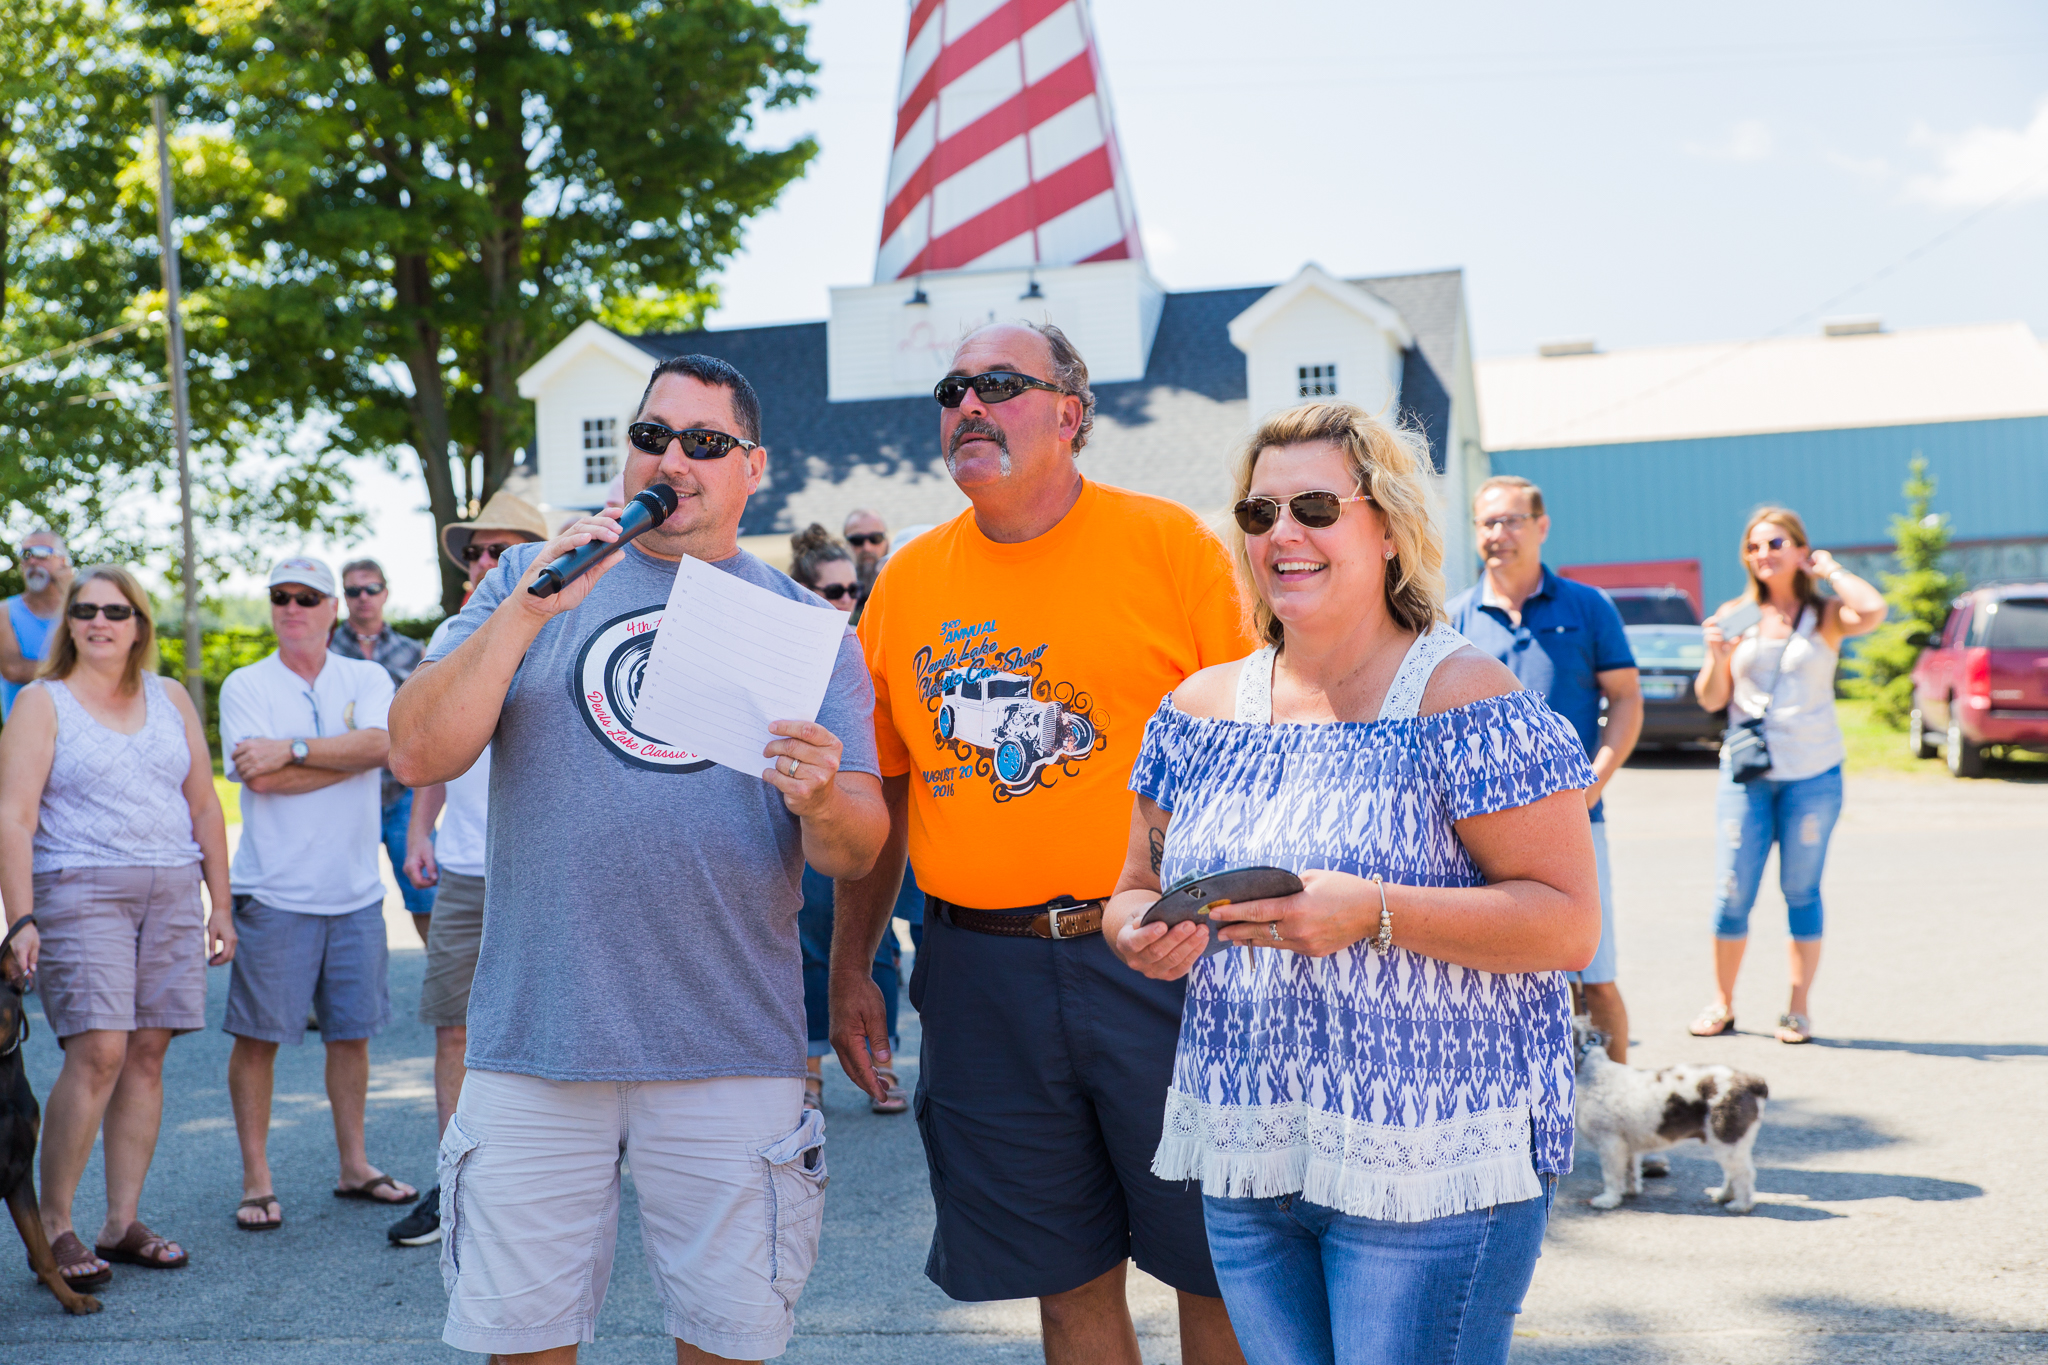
931, 894, 1106, 940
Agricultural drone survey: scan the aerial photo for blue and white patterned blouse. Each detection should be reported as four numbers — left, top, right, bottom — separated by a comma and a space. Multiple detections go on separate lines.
1128, 625, 1596, 1222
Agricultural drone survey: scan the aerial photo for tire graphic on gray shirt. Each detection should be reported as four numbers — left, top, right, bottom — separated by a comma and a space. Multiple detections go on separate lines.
571, 606, 714, 773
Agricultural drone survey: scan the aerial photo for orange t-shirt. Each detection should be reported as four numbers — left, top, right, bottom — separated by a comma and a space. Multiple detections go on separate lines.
859, 479, 1256, 908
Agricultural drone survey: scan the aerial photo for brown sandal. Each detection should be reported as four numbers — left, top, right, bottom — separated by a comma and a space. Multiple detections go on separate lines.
803, 1074, 824, 1112
870, 1067, 909, 1116
95, 1220, 188, 1269
44, 1231, 112, 1289
236, 1195, 283, 1231
334, 1174, 414, 1204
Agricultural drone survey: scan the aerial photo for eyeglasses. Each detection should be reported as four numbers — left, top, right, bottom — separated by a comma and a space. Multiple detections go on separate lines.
933, 371, 1069, 409
1746, 536, 1791, 555
69, 602, 136, 621
816, 583, 854, 602
461, 541, 519, 564
270, 589, 325, 608
1233, 490, 1372, 536
846, 532, 887, 549
343, 584, 386, 598
1475, 513, 1535, 533
626, 422, 759, 460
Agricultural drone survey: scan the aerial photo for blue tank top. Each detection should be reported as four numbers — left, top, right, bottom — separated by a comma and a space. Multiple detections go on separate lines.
2, 595, 59, 720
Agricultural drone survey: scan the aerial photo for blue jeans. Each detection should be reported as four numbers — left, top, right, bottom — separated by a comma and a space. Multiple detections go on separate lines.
382, 789, 435, 917
799, 866, 899, 1056
1205, 1178, 1555, 1365
1712, 764, 1843, 942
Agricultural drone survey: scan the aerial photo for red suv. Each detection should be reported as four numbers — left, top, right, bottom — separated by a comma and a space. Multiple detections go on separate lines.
1909, 583, 2048, 777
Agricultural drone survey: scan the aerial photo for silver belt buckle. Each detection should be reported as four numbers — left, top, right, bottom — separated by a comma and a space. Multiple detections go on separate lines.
1046, 907, 1065, 940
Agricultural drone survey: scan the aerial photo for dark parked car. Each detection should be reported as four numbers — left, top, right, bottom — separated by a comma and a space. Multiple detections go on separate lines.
1909, 583, 2048, 777
1626, 625, 1721, 748
1606, 587, 1700, 627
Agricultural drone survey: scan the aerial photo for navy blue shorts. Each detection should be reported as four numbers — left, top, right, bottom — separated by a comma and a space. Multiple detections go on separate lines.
908, 900, 1219, 1302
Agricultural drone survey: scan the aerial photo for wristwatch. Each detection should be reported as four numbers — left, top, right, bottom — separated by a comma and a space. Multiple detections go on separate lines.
290, 740, 310, 766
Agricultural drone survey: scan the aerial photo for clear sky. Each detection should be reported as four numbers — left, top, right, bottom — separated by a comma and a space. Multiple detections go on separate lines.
318, 0, 2048, 613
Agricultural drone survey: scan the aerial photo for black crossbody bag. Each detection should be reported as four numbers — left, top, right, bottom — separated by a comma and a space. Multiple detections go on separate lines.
1721, 606, 1804, 784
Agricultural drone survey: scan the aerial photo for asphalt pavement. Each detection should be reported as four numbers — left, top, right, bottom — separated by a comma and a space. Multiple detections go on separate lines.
4, 756, 2045, 1362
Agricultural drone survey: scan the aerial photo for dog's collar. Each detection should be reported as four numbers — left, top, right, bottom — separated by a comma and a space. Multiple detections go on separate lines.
1577, 1032, 1607, 1062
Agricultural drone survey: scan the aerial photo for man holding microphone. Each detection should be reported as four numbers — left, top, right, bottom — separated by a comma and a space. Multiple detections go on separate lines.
390, 353, 885, 1364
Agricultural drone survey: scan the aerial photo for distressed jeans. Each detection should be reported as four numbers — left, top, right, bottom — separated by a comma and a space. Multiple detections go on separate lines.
1711, 764, 1843, 941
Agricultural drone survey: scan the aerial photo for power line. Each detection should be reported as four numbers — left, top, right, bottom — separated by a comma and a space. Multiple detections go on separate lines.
0, 318, 150, 381
1519, 157, 2048, 447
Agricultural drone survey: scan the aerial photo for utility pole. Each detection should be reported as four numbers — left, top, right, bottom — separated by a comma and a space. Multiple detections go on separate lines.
152, 93, 203, 719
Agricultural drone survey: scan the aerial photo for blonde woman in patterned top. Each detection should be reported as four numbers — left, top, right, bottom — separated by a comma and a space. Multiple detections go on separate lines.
1101, 403, 1602, 1365
0, 566, 235, 1286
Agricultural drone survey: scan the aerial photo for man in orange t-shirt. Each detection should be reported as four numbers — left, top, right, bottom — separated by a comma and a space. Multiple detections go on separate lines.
832, 323, 1253, 1365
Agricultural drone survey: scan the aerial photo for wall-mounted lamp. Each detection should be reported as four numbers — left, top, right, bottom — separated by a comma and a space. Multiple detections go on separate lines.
1020, 273, 1044, 300
905, 278, 929, 306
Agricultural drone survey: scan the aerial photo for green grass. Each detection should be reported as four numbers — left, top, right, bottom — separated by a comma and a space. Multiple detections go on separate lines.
214, 774, 240, 826
1836, 696, 2048, 780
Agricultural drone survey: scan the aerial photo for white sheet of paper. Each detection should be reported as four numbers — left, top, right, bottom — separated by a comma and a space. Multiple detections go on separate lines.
631, 555, 851, 777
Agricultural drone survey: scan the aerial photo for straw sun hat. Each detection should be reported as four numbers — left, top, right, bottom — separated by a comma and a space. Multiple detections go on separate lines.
440, 490, 550, 574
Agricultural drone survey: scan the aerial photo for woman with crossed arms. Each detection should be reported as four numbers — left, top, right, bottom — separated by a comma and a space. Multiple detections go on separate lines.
1102, 402, 1600, 1365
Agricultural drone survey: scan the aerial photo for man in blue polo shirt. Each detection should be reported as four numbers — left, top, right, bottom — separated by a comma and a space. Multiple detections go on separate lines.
1449, 475, 1643, 1067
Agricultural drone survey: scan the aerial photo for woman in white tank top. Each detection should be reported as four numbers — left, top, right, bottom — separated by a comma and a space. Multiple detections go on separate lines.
1689, 508, 1887, 1046
0, 567, 234, 1285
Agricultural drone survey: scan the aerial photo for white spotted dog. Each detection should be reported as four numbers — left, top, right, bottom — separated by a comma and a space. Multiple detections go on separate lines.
1572, 1021, 1769, 1213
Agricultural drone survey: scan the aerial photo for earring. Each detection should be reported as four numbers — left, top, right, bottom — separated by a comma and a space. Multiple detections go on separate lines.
1384, 548, 1395, 560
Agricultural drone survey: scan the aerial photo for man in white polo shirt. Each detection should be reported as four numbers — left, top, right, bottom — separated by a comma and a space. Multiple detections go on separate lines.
219, 556, 418, 1231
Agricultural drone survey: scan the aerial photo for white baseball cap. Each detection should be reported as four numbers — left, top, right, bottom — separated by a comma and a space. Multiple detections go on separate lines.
267, 556, 337, 597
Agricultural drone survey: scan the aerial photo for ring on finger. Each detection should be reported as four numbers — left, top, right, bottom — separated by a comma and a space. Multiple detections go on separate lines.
1268, 921, 1282, 942
785, 757, 801, 779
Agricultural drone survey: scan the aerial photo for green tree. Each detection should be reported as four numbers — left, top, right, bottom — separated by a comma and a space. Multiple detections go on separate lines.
1846, 455, 1968, 728
145, 0, 818, 611
2, 0, 367, 581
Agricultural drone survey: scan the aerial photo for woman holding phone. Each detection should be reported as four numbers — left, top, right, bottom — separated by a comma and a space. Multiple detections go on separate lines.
1690, 507, 1886, 1044
1100, 403, 1600, 1365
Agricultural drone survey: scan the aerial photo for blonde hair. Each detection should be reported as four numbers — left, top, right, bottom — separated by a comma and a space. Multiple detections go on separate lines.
39, 565, 157, 695
1229, 402, 1447, 646
1740, 506, 1821, 609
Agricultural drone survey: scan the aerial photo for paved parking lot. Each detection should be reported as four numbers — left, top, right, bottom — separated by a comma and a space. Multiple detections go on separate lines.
4, 757, 2044, 1362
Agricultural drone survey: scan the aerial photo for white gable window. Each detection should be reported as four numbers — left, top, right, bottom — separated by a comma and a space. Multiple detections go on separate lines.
1298, 364, 1338, 398
582, 417, 619, 485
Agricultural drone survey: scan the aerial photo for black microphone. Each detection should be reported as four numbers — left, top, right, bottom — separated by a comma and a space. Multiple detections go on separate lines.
526, 484, 680, 598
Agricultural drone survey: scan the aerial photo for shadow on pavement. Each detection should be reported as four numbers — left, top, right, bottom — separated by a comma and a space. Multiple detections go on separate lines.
1807, 1036, 2048, 1060
1515, 1294, 2045, 1363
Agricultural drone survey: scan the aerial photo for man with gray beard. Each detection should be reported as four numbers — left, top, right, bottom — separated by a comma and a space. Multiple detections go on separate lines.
1, 530, 75, 720
832, 322, 1254, 1365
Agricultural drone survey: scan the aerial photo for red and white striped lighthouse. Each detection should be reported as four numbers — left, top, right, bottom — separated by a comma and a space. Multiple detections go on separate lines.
876, 0, 1143, 282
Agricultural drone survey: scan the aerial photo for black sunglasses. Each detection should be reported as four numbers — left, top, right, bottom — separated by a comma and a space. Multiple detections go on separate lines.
270, 589, 325, 608
816, 583, 854, 602
1746, 536, 1790, 555
626, 422, 759, 460
343, 583, 386, 598
461, 541, 519, 564
1233, 490, 1373, 537
69, 602, 136, 621
933, 371, 1069, 409
846, 532, 887, 548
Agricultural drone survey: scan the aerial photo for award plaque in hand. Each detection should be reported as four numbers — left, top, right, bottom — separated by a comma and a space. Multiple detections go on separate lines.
1141, 866, 1304, 954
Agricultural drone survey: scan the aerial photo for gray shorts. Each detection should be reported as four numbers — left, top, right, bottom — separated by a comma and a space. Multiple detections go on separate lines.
31, 864, 207, 1041
1568, 821, 1619, 986
419, 871, 484, 1028
224, 898, 391, 1045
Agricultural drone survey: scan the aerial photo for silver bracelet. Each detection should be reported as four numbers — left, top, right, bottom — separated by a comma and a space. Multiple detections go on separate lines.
1369, 875, 1392, 955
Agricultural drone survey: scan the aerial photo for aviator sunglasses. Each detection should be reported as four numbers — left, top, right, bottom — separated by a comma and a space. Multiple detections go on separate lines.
932, 371, 1069, 409
626, 423, 759, 460
69, 601, 136, 621
1233, 490, 1373, 536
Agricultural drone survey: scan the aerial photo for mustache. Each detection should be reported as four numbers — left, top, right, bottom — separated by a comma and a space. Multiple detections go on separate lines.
948, 416, 1007, 458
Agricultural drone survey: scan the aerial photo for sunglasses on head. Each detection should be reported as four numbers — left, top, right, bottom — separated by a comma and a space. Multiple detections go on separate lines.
69, 602, 135, 621
817, 583, 854, 601
626, 423, 758, 460
1233, 490, 1372, 536
270, 589, 325, 608
343, 583, 386, 598
461, 541, 519, 564
933, 371, 1069, 409
846, 532, 886, 549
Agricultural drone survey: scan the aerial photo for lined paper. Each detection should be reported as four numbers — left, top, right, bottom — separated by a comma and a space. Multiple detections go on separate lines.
632, 556, 851, 777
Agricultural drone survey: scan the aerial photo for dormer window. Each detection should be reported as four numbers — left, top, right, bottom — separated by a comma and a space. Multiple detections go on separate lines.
582, 417, 619, 485
1298, 364, 1337, 398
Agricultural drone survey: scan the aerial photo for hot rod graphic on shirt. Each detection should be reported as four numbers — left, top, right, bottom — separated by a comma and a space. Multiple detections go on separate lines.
935, 669, 1098, 794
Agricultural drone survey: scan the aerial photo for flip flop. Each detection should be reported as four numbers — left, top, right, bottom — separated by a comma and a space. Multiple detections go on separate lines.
95, 1220, 188, 1269
334, 1174, 415, 1204
236, 1195, 283, 1231
1775, 1012, 1813, 1044
45, 1230, 112, 1289
870, 1067, 909, 1116
1688, 1003, 1736, 1037
802, 1075, 824, 1113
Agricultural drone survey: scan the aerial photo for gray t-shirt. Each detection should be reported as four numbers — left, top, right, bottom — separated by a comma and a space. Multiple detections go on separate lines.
428, 541, 879, 1082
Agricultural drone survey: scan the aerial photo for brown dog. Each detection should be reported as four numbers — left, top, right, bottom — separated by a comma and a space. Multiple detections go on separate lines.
2, 921, 102, 1314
